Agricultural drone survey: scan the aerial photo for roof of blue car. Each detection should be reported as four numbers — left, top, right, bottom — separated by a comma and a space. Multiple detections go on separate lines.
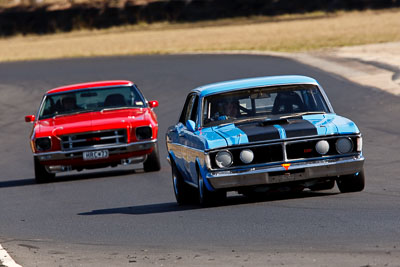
194, 75, 319, 97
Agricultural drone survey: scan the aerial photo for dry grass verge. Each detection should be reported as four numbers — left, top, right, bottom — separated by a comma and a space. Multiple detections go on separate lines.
0, 9, 400, 62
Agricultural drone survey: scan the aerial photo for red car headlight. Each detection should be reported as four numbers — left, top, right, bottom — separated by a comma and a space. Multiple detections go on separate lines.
35, 137, 52, 151
135, 126, 152, 140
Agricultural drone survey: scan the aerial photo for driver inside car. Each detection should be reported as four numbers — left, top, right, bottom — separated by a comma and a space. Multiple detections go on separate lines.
61, 96, 78, 112
223, 99, 240, 118
215, 98, 240, 121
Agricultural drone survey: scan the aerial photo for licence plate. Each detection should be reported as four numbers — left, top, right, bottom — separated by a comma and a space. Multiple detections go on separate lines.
83, 150, 109, 160
268, 172, 305, 183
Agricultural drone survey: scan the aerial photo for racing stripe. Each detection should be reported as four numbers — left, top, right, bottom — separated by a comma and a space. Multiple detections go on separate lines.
273, 124, 287, 139
279, 119, 318, 138
237, 124, 281, 142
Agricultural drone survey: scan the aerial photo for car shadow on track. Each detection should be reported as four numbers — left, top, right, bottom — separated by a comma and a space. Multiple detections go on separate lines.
0, 178, 37, 188
0, 169, 142, 188
78, 191, 339, 216
78, 202, 198, 215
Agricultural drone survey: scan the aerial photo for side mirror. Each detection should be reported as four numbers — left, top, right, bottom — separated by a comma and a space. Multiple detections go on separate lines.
149, 100, 158, 108
186, 120, 196, 132
25, 115, 35, 123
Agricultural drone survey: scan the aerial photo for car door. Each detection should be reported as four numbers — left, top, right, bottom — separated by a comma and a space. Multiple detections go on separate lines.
181, 94, 203, 184
167, 93, 198, 183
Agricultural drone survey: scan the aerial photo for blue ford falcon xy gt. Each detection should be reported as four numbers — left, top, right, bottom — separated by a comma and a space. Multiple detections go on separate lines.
166, 75, 365, 205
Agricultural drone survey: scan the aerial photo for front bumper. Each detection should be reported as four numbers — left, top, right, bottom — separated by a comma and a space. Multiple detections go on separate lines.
206, 155, 364, 189
35, 139, 156, 166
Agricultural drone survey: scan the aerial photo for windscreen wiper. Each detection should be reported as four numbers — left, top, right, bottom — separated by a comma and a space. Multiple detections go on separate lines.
53, 110, 94, 118
280, 111, 326, 119
100, 106, 132, 112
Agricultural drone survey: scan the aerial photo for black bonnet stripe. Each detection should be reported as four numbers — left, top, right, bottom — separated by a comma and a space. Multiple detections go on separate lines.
237, 119, 318, 142
237, 124, 280, 142
280, 119, 318, 138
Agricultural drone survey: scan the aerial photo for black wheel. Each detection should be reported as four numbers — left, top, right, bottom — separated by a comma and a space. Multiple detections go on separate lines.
143, 143, 161, 172
171, 162, 197, 205
197, 170, 226, 206
336, 170, 365, 193
34, 157, 55, 183
309, 179, 335, 191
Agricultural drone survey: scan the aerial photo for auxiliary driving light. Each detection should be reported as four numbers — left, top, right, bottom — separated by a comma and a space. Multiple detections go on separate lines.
240, 149, 254, 164
315, 140, 329, 155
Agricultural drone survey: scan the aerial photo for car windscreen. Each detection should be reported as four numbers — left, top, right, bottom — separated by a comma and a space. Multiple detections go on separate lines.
202, 84, 330, 127
39, 86, 146, 119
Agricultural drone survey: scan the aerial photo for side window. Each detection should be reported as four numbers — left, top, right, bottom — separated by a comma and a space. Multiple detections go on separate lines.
189, 95, 199, 124
179, 94, 196, 124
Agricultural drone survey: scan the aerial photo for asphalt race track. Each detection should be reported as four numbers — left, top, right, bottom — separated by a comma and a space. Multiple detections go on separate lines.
0, 55, 400, 266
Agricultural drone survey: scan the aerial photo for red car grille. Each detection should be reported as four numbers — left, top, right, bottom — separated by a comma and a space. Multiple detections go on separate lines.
61, 129, 127, 151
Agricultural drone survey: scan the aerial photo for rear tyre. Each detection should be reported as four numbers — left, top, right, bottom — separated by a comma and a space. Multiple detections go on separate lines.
197, 170, 226, 206
336, 170, 365, 193
172, 162, 197, 205
143, 144, 161, 172
34, 157, 55, 183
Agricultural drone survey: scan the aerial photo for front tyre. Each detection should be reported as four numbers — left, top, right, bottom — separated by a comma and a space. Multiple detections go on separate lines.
143, 143, 161, 172
197, 170, 226, 206
34, 157, 55, 183
336, 170, 365, 193
172, 162, 197, 205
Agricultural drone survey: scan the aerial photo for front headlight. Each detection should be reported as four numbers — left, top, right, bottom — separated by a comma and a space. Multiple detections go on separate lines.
336, 137, 353, 154
215, 150, 233, 168
35, 137, 51, 151
136, 126, 152, 140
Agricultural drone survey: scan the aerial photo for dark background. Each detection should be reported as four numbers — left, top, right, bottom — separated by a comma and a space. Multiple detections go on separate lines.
1, 0, 400, 36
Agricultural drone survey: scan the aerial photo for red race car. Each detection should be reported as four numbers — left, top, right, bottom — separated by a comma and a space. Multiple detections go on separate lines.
25, 80, 160, 183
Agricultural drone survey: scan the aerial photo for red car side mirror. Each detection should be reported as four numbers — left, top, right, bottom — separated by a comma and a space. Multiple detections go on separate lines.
149, 100, 159, 108
25, 115, 35, 122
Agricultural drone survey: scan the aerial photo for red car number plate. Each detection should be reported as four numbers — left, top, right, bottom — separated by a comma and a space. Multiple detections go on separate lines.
83, 150, 109, 160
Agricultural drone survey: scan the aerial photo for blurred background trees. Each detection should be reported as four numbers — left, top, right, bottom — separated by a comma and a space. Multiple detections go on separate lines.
1, 0, 399, 36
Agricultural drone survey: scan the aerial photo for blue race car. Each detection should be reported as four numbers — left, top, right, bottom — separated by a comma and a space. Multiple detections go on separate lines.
166, 75, 365, 205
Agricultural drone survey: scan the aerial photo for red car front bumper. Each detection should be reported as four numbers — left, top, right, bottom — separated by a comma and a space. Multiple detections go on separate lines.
35, 139, 157, 172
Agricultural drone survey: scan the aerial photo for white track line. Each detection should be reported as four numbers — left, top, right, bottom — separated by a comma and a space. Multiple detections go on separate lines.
0, 244, 22, 267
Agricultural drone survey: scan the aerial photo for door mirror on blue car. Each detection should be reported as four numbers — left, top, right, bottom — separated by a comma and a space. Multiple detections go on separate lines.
186, 120, 196, 132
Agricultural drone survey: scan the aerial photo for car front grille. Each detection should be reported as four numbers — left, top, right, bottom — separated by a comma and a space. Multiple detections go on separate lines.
209, 143, 284, 169
285, 136, 358, 160
209, 135, 359, 170
231, 144, 284, 166
61, 129, 127, 151
286, 139, 331, 159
